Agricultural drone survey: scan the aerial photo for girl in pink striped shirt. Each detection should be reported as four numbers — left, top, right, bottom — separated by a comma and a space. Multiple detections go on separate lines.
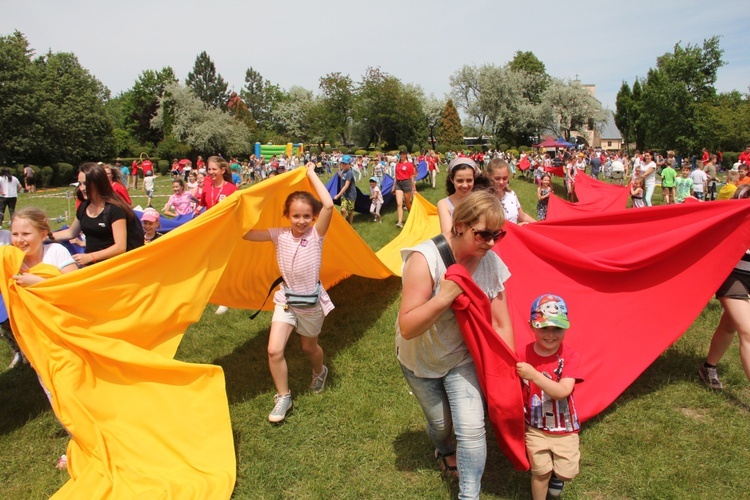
243, 163, 335, 423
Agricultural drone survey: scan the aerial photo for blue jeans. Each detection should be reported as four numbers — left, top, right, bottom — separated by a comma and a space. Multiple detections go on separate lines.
401, 362, 486, 499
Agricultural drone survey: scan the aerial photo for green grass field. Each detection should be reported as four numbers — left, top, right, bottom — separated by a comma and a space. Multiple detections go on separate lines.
0, 169, 748, 499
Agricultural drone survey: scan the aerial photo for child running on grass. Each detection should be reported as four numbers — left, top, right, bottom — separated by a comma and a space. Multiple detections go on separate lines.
517, 294, 583, 499
368, 177, 383, 223
243, 163, 334, 423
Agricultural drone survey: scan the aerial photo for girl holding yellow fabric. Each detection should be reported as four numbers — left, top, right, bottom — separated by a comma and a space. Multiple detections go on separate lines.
2, 208, 79, 369
244, 163, 335, 423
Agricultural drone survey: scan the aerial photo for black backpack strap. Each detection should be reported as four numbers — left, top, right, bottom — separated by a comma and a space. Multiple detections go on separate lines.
249, 276, 284, 320
431, 234, 455, 269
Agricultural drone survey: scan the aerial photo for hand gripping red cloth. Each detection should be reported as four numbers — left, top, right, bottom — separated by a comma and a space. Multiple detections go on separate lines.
445, 264, 530, 471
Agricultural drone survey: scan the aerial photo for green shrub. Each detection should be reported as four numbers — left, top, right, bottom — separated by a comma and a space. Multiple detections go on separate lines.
411, 144, 421, 154
354, 149, 368, 157
519, 146, 530, 153
723, 152, 740, 167
436, 144, 448, 154
53, 163, 76, 186
498, 144, 509, 152
507, 149, 519, 158
157, 160, 170, 176
309, 146, 321, 155
323, 147, 332, 154
38, 166, 54, 188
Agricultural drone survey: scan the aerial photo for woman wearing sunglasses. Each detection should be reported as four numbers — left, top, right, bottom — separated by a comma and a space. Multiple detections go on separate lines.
396, 190, 514, 499
485, 158, 536, 225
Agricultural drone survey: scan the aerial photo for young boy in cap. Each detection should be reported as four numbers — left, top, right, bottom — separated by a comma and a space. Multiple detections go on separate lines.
143, 170, 156, 207
516, 294, 583, 499
333, 155, 356, 224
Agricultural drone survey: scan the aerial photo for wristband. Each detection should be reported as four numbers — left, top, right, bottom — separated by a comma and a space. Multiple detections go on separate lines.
90, 253, 97, 264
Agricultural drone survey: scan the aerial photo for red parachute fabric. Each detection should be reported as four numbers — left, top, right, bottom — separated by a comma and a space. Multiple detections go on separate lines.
518, 156, 531, 171
496, 199, 750, 422
445, 265, 529, 471
547, 174, 630, 221
544, 165, 565, 178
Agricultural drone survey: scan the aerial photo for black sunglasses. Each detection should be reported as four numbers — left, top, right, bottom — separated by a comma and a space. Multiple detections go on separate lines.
469, 226, 505, 244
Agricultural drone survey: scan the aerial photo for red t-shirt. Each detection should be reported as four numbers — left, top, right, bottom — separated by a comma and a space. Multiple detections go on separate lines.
111, 182, 132, 205
141, 160, 153, 175
426, 156, 437, 171
395, 161, 415, 181
739, 151, 750, 166
131, 161, 139, 175
198, 181, 238, 210
521, 342, 583, 434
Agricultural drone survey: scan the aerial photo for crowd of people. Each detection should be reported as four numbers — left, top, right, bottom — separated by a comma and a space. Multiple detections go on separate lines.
3, 143, 750, 499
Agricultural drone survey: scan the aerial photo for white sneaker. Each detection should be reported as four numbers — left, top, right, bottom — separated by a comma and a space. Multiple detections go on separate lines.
268, 392, 293, 423
215, 305, 229, 315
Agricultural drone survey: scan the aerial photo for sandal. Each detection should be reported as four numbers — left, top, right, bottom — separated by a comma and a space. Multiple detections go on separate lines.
435, 449, 458, 477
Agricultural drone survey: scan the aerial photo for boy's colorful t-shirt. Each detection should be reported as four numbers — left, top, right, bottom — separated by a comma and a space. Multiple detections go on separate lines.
675, 177, 693, 203
522, 342, 583, 434
660, 167, 677, 188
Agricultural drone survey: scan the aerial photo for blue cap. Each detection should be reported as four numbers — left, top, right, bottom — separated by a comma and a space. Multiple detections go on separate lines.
529, 294, 570, 329
340, 155, 353, 164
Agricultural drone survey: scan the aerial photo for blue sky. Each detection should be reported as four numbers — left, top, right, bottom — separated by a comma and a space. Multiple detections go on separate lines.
3, 0, 748, 111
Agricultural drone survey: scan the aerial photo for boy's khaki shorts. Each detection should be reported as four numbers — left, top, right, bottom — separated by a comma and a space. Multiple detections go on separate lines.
525, 426, 580, 479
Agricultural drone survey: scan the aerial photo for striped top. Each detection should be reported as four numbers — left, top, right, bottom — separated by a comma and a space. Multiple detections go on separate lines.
269, 226, 334, 316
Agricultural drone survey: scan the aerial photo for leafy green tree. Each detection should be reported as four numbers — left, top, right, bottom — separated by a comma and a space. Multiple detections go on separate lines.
271, 86, 316, 141
449, 65, 488, 137
508, 50, 549, 104
152, 83, 253, 157
542, 78, 605, 141
185, 51, 230, 109
615, 82, 634, 152
0, 31, 43, 164
638, 37, 725, 153
508, 50, 546, 75
422, 95, 445, 149
122, 67, 178, 146
35, 51, 114, 163
240, 67, 281, 130
479, 65, 551, 146
438, 99, 463, 148
319, 72, 354, 145
631, 79, 645, 151
353, 68, 426, 150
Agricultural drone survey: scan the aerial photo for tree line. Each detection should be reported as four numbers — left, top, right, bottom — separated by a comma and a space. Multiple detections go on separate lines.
2, 30, 745, 169
615, 36, 750, 156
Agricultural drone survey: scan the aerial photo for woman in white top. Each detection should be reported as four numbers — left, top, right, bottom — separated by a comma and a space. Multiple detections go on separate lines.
397, 190, 514, 499
484, 158, 536, 225
0, 168, 22, 227
640, 151, 657, 206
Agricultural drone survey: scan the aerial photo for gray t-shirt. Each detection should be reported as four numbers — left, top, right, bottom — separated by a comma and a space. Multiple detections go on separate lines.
340, 169, 357, 200
395, 238, 511, 378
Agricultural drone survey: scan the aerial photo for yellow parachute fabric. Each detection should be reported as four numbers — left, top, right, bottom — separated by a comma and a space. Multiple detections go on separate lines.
375, 193, 441, 275
0, 167, 419, 498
